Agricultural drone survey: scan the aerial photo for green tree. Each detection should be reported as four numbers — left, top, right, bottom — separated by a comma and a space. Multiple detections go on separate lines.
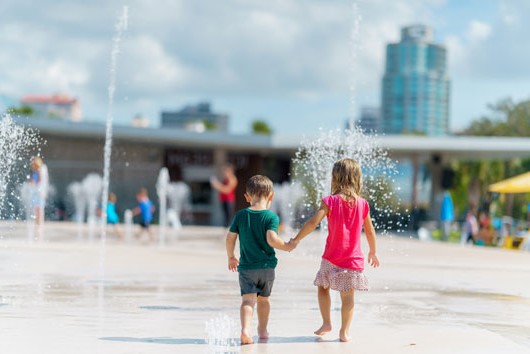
251, 119, 272, 135
8, 105, 34, 116
464, 98, 530, 137
453, 97, 530, 218
203, 120, 216, 130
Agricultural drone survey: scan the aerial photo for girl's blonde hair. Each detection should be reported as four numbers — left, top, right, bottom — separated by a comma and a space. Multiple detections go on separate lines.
331, 158, 362, 201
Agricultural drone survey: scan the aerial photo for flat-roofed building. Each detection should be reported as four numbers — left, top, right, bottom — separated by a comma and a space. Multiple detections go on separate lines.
20, 94, 82, 121
17, 118, 290, 225
161, 102, 228, 132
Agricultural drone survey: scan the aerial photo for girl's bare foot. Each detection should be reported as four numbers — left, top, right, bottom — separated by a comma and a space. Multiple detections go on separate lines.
240, 331, 254, 345
257, 326, 269, 339
339, 331, 351, 342
314, 323, 332, 336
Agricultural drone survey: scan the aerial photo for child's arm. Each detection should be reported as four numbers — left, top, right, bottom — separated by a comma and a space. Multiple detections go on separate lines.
226, 231, 239, 271
210, 175, 237, 194
363, 214, 380, 268
266, 230, 296, 252
291, 201, 329, 244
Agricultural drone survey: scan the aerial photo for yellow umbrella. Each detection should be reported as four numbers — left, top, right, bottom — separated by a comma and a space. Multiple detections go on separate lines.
488, 171, 530, 194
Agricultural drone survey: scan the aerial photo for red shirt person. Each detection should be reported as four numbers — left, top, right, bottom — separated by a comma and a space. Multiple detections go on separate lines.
210, 163, 238, 226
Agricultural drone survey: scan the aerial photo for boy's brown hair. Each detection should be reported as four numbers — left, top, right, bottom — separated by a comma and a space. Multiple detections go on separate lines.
246, 175, 273, 200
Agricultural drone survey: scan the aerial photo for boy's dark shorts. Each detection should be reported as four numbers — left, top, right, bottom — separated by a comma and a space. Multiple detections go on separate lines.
239, 268, 275, 297
139, 221, 150, 229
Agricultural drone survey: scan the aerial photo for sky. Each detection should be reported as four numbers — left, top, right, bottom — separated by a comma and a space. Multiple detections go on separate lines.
1, 0, 529, 135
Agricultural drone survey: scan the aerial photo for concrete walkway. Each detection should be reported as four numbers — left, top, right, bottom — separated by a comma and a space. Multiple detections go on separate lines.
0, 222, 529, 353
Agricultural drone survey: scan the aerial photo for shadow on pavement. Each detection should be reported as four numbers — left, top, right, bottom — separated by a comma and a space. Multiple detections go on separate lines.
100, 337, 208, 345
100, 335, 335, 345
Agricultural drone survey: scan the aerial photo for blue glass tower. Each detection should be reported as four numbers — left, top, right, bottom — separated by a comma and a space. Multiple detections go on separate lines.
382, 25, 450, 135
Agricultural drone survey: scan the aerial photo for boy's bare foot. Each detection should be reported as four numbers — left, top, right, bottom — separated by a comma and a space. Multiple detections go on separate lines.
257, 326, 269, 339
240, 331, 254, 345
339, 331, 351, 342
314, 323, 332, 336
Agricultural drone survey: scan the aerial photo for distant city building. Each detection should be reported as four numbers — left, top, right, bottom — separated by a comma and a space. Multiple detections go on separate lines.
130, 114, 150, 128
20, 94, 82, 121
356, 106, 381, 133
381, 25, 450, 135
161, 102, 228, 132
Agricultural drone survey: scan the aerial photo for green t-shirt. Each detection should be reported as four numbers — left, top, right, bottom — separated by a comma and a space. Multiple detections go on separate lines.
229, 208, 279, 270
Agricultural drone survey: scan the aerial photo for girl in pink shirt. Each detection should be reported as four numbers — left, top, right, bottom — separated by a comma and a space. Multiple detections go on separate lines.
291, 158, 379, 342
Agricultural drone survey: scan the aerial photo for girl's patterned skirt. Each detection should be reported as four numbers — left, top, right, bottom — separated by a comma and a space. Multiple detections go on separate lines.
314, 259, 368, 292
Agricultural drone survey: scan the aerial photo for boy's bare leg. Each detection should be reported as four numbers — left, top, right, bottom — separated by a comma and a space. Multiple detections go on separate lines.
314, 286, 332, 335
240, 293, 257, 345
147, 227, 156, 243
256, 296, 270, 339
339, 290, 354, 342
114, 225, 124, 240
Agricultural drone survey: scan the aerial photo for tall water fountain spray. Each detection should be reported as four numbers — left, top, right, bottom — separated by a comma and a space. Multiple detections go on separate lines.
67, 181, 86, 239
157, 170, 192, 244
167, 181, 192, 232
156, 167, 170, 246
83, 173, 103, 241
100, 6, 128, 244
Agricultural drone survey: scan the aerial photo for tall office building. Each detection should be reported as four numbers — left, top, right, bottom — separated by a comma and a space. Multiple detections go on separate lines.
381, 25, 450, 135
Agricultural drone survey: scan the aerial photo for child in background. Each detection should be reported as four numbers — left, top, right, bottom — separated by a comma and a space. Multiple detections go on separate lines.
210, 163, 238, 227
132, 188, 156, 243
106, 192, 123, 240
291, 158, 380, 342
225, 175, 294, 345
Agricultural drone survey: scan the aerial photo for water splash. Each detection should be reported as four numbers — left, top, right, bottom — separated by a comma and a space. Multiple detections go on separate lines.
19, 162, 49, 242
292, 127, 403, 234
0, 114, 40, 220
204, 314, 239, 353
271, 181, 305, 233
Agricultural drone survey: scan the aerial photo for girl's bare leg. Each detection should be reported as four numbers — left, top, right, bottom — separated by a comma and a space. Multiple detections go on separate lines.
240, 293, 257, 344
314, 286, 332, 335
256, 296, 270, 339
339, 290, 354, 342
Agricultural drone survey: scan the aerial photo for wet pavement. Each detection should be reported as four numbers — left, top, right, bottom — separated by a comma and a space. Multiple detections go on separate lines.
0, 221, 529, 353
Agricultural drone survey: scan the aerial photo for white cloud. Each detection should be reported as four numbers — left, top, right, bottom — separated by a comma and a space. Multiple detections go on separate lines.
44, 61, 89, 90
121, 35, 191, 93
466, 20, 492, 43
499, 1, 520, 26
4, 0, 527, 132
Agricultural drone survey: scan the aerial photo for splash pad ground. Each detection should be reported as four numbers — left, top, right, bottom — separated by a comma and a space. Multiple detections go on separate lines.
0, 222, 529, 354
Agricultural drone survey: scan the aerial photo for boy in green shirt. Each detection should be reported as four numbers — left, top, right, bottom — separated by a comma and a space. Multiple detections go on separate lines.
226, 175, 295, 345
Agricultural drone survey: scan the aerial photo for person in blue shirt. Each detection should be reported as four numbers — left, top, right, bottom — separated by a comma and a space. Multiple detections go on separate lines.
132, 188, 156, 243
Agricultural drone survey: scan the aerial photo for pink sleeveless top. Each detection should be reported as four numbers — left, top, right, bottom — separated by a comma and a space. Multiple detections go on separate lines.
321, 195, 370, 271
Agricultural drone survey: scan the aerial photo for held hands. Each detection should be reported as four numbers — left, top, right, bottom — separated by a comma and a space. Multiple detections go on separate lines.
286, 238, 299, 252
368, 251, 380, 268
228, 256, 239, 272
